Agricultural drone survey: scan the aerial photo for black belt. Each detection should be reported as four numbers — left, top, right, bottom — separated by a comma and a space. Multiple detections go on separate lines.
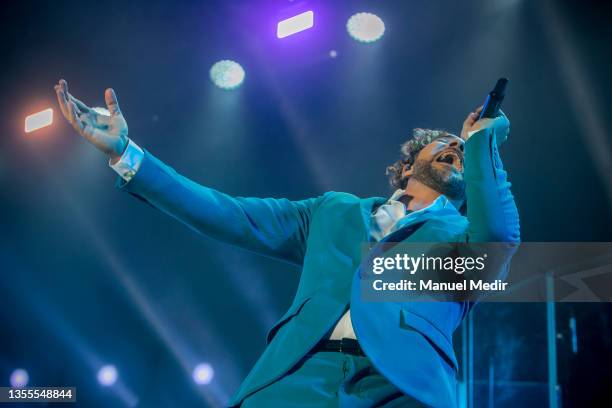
315, 338, 365, 357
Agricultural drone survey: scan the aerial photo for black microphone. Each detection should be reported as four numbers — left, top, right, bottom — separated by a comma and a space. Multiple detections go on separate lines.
479, 78, 508, 119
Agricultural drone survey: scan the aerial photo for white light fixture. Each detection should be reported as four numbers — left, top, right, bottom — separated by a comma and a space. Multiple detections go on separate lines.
210, 60, 246, 90
97, 364, 118, 387
25, 108, 53, 133
277, 11, 314, 39
192, 363, 214, 385
347, 12, 385, 43
10, 369, 29, 388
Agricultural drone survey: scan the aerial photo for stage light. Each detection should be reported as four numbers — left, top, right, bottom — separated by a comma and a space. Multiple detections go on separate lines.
97, 364, 118, 386
329, 50, 338, 58
10, 369, 29, 388
346, 12, 385, 43
210, 60, 245, 90
192, 363, 214, 385
277, 11, 314, 39
25, 108, 53, 133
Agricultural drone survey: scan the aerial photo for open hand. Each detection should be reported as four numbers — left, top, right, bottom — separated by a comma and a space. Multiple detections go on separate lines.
55, 79, 128, 162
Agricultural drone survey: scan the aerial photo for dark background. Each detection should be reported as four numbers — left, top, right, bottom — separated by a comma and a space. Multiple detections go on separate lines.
1, 0, 611, 406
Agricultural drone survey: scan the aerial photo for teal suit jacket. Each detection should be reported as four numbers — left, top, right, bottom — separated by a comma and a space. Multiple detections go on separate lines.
117, 128, 520, 407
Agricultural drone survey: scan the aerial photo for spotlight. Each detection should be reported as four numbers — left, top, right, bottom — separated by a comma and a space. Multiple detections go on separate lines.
329, 50, 338, 58
192, 363, 214, 385
97, 365, 118, 387
277, 11, 314, 39
210, 60, 245, 90
346, 12, 385, 43
10, 369, 29, 388
25, 108, 53, 133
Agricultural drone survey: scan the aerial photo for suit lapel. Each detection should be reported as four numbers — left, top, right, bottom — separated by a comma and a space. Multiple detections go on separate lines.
359, 197, 387, 239
368, 204, 462, 259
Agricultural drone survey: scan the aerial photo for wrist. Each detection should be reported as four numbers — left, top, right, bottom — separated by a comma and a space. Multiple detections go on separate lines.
109, 138, 129, 164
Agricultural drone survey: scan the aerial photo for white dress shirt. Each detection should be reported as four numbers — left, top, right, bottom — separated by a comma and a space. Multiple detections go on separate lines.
327, 191, 451, 340
110, 140, 451, 340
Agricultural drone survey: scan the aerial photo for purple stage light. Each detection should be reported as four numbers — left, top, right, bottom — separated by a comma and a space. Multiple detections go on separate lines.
192, 363, 214, 385
10, 369, 29, 388
277, 11, 314, 38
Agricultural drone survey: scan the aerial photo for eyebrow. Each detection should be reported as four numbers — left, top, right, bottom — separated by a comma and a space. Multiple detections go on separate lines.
434, 136, 455, 142
435, 136, 463, 143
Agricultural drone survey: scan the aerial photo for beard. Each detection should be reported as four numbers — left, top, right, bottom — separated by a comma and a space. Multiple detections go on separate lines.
411, 158, 466, 202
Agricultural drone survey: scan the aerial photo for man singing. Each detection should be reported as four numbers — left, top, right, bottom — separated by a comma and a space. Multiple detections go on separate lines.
55, 79, 519, 407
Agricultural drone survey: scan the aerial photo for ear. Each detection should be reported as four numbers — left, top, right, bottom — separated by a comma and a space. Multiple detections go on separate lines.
402, 162, 413, 179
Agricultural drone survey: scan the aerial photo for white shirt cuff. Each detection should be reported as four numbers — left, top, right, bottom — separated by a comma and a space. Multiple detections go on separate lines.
109, 139, 144, 181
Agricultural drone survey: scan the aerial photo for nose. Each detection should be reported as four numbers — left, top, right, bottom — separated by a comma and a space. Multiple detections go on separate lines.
449, 140, 464, 152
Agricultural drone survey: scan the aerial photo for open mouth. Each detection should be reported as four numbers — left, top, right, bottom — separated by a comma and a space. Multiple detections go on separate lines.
435, 149, 463, 170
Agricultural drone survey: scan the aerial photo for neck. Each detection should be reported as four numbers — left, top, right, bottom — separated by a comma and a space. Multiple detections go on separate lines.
401, 178, 464, 211
402, 179, 441, 211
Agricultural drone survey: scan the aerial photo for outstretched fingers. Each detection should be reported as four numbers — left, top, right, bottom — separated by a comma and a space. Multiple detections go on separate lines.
55, 80, 70, 119
66, 99, 83, 131
69, 100, 97, 143
68, 94, 91, 113
104, 88, 122, 116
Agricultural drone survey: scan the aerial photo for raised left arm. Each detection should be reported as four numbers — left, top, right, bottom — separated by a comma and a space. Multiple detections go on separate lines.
462, 111, 520, 243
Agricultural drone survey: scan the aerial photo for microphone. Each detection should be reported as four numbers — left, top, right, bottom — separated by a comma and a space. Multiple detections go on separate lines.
479, 78, 508, 119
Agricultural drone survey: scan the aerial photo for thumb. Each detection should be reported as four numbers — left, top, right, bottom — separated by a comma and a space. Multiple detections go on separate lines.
105, 88, 122, 116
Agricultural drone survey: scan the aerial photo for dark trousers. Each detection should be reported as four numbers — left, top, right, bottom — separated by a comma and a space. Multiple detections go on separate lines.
241, 351, 426, 407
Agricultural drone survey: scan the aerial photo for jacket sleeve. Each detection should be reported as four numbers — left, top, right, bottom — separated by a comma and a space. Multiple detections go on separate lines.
115, 150, 321, 266
463, 128, 520, 243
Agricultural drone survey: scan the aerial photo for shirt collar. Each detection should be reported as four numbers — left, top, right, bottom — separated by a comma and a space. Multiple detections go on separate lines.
389, 189, 406, 201
387, 189, 452, 212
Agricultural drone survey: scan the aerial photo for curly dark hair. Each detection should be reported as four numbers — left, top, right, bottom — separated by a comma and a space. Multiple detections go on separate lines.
385, 128, 457, 190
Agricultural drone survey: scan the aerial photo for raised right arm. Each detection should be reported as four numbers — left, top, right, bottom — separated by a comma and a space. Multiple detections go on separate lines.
55, 79, 321, 266
117, 148, 320, 265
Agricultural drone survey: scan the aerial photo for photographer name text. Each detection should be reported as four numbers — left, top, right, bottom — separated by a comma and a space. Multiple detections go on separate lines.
372, 279, 508, 292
